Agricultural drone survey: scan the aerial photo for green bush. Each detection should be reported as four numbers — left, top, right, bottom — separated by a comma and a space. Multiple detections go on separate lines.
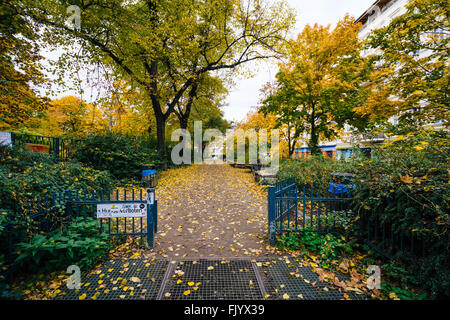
275, 130, 448, 298
277, 156, 353, 189
0, 147, 116, 210
351, 130, 449, 298
72, 134, 161, 180
15, 217, 110, 274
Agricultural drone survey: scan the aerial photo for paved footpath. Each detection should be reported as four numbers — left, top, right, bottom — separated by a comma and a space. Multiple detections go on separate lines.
151, 164, 271, 259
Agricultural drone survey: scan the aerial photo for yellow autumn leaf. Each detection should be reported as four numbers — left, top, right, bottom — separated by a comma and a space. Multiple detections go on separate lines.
184, 290, 191, 296
282, 293, 290, 300
78, 293, 87, 300
400, 174, 413, 184
389, 292, 400, 300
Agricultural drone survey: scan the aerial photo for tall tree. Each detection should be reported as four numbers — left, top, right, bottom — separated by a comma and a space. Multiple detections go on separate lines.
358, 0, 449, 131
260, 82, 302, 157
0, 0, 48, 130
261, 16, 370, 154
25, 0, 294, 167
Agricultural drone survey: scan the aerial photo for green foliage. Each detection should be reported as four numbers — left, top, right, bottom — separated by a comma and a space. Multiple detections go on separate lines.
72, 133, 162, 180
364, 0, 449, 129
277, 156, 353, 189
0, 213, 17, 299
382, 263, 419, 289
351, 130, 449, 298
0, 147, 116, 210
276, 229, 353, 268
275, 130, 448, 298
381, 282, 428, 300
15, 217, 110, 274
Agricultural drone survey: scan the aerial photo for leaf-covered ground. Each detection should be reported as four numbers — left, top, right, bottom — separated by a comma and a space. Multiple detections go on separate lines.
149, 164, 275, 258
14, 164, 382, 300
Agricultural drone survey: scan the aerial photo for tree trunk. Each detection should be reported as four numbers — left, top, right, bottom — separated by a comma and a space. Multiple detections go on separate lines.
178, 118, 189, 160
179, 117, 188, 130
309, 105, 321, 156
156, 116, 167, 170
309, 126, 321, 156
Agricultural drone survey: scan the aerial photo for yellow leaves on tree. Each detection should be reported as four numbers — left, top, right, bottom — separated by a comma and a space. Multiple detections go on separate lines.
0, 1, 48, 130
260, 15, 370, 155
34, 96, 107, 138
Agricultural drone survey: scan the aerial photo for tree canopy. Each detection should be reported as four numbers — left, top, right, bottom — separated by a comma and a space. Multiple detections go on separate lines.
261, 16, 370, 154
359, 0, 449, 132
22, 0, 295, 165
0, 0, 48, 130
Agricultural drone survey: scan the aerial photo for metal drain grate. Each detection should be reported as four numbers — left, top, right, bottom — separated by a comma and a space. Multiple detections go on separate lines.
255, 257, 367, 300
55, 259, 169, 300
160, 259, 264, 300
53, 257, 368, 300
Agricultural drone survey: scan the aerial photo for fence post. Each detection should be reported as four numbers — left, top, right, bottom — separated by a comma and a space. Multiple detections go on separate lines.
10, 132, 15, 147
54, 137, 60, 162
146, 189, 155, 247
64, 190, 72, 221
268, 185, 276, 246
153, 200, 158, 233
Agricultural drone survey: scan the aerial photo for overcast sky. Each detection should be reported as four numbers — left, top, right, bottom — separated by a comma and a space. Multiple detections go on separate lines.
222, 0, 376, 122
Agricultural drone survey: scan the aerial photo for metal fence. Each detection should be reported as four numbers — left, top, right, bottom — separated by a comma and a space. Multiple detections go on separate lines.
358, 211, 429, 260
1, 188, 157, 279
268, 178, 431, 262
11, 132, 76, 161
267, 178, 352, 245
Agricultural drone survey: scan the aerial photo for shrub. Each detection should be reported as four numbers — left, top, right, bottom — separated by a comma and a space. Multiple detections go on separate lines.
276, 229, 353, 268
351, 130, 449, 298
72, 133, 161, 180
15, 217, 110, 274
277, 156, 353, 189
0, 147, 116, 210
